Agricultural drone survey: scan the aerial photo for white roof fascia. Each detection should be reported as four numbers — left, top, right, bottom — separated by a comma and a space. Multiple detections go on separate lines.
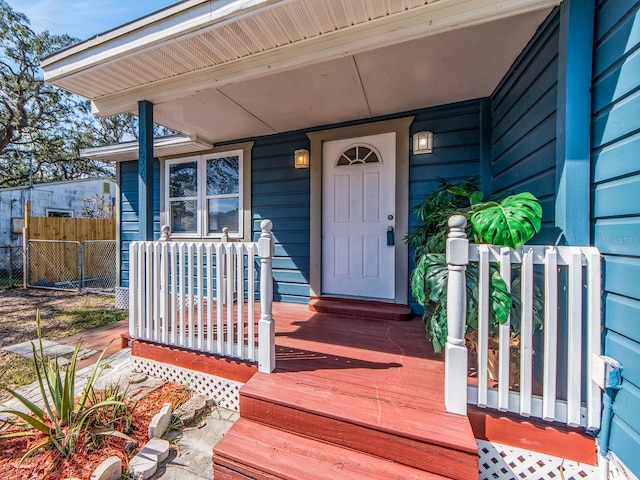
42, 0, 283, 82
79, 134, 213, 162
89, 0, 560, 117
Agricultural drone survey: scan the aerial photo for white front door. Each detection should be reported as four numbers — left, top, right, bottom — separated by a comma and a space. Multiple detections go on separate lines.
322, 132, 396, 299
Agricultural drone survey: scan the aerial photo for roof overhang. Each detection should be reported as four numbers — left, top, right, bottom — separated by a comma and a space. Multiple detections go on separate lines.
43, 0, 559, 143
79, 134, 213, 162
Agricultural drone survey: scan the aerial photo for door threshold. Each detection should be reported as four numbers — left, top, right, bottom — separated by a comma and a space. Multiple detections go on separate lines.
308, 296, 413, 321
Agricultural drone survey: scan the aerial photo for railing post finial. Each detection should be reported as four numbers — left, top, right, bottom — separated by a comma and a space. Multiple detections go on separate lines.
445, 214, 469, 415
260, 218, 273, 233
447, 215, 467, 238
160, 225, 170, 241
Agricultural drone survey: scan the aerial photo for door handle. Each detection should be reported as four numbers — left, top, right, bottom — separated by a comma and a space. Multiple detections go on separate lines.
387, 226, 394, 246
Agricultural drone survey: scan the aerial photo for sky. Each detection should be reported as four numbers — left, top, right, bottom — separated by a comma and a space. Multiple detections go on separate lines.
6, 0, 180, 41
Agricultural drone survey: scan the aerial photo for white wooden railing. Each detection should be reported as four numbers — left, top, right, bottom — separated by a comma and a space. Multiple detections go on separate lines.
128, 220, 275, 373
445, 215, 602, 430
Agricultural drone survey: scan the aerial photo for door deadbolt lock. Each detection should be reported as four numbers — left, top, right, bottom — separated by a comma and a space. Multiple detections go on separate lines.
387, 226, 394, 246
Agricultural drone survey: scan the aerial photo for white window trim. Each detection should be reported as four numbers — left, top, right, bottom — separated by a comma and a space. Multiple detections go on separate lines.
161, 142, 253, 241
165, 155, 201, 237
45, 208, 73, 218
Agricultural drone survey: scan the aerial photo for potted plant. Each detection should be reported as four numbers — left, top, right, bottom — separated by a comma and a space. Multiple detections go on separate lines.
407, 179, 544, 381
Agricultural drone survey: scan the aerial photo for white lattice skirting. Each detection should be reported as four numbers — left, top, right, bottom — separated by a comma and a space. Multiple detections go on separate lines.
132, 357, 243, 411
115, 287, 129, 310
478, 440, 599, 480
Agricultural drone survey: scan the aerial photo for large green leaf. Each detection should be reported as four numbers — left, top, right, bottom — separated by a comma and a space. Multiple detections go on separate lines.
412, 253, 513, 351
0, 385, 45, 420
509, 275, 545, 334
466, 265, 511, 333
426, 305, 448, 353
470, 192, 542, 248
0, 410, 52, 435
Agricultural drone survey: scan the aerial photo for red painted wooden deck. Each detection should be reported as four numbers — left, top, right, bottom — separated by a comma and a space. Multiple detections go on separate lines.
213, 302, 478, 479
129, 301, 596, 478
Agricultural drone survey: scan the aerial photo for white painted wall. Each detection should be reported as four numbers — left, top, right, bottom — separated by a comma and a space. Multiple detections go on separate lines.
0, 178, 116, 249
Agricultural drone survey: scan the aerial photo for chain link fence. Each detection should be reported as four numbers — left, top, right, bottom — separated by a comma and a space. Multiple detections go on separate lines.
82, 240, 117, 295
0, 246, 23, 290
26, 240, 116, 295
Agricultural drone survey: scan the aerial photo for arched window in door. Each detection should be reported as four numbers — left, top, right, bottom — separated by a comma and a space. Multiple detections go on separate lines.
336, 144, 381, 166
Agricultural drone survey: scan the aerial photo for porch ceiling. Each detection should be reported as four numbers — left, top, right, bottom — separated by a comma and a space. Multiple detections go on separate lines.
43, 0, 556, 144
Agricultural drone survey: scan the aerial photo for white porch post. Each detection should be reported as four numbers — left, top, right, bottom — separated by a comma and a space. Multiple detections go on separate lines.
258, 220, 275, 373
445, 215, 469, 415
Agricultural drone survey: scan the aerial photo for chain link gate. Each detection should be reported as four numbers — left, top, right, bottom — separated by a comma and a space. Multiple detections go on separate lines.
82, 240, 117, 295
27, 240, 82, 290
26, 240, 116, 295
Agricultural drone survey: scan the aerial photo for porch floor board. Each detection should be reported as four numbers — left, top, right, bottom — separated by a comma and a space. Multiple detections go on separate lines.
215, 417, 451, 480
213, 303, 478, 480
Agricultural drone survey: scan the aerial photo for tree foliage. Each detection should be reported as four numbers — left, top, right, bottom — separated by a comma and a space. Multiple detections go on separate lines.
0, 1, 172, 188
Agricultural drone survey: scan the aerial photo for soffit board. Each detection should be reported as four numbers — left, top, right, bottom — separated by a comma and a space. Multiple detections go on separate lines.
44, 0, 559, 109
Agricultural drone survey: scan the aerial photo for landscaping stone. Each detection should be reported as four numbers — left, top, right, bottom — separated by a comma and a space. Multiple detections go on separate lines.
174, 394, 213, 426
158, 407, 239, 480
143, 437, 171, 462
90, 456, 122, 480
127, 375, 166, 402
129, 450, 158, 480
148, 402, 172, 439
128, 372, 148, 384
129, 438, 171, 479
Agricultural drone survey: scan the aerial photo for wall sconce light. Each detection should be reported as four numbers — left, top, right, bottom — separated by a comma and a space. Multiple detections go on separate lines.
294, 149, 310, 168
413, 131, 434, 154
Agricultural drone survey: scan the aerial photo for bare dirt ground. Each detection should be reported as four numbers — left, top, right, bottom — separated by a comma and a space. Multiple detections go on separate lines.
0, 289, 127, 395
0, 289, 123, 346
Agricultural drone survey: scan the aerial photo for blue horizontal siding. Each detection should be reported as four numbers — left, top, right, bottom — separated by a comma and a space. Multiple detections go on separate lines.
605, 330, 640, 390
592, 47, 640, 114
118, 160, 160, 287
611, 381, 640, 435
490, 8, 559, 244
592, 88, 640, 147
594, 174, 640, 217
408, 100, 483, 312
593, 0, 640, 471
492, 142, 556, 193
593, 4, 640, 78
593, 131, 640, 182
250, 129, 311, 303
604, 293, 640, 344
595, 0, 638, 42
603, 256, 640, 301
609, 416, 640, 475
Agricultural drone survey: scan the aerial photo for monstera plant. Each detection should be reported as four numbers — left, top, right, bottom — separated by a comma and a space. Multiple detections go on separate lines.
407, 179, 543, 353
470, 192, 542, 248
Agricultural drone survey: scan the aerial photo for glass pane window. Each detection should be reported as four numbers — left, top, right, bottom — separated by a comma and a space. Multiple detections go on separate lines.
205, 154, 241, 235
208, 198, 239, 233
165, 149, 245, 238
169, 161, 198, 198
207, 156, 239, 195
170, 200, 197, 233
337, 144, 380, 166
